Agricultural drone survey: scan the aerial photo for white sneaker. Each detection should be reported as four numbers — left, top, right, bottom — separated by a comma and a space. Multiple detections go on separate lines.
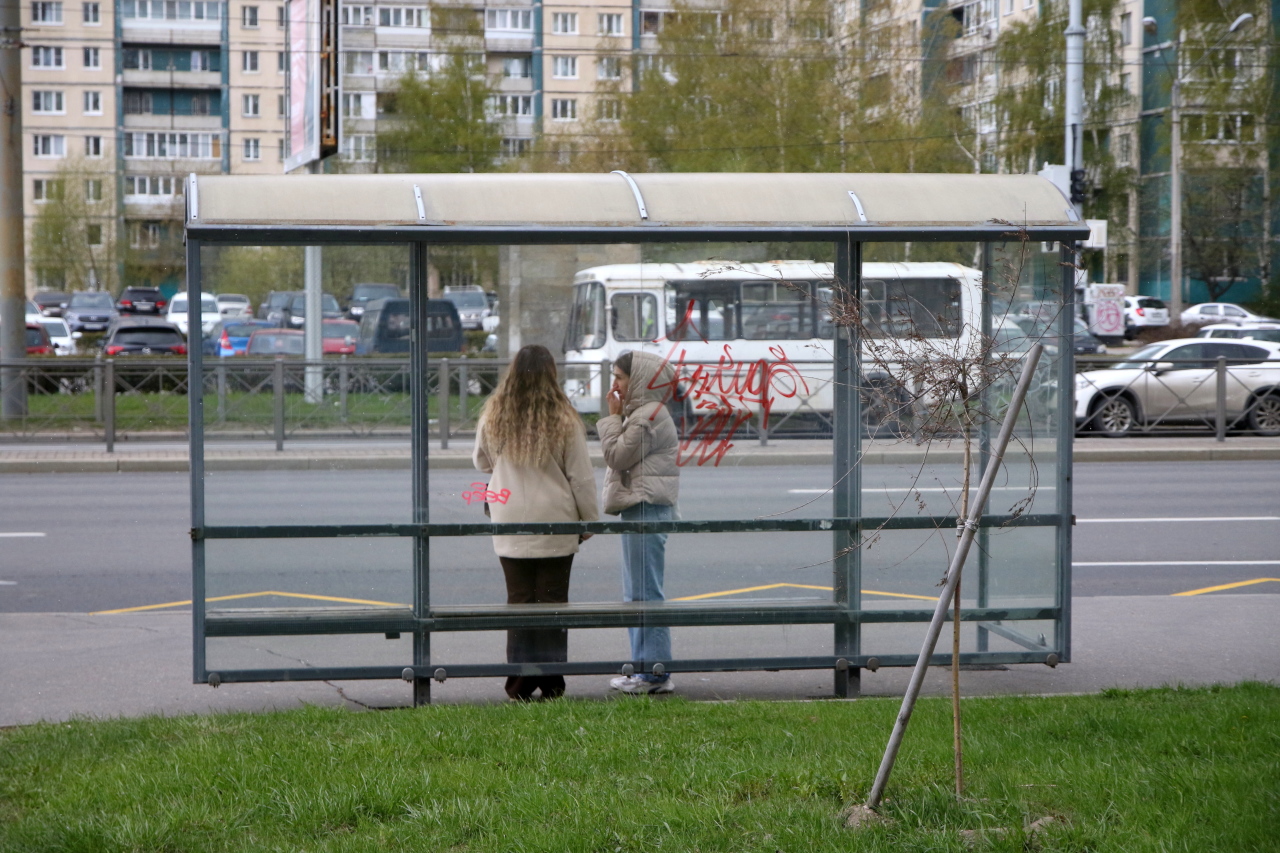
609, 675, 641, 690
618, 676, 675, 695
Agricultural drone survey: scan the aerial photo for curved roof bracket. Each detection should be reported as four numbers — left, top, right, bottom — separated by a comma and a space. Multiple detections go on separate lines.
611, 170, 649, 221
412, 185, 427, 223
847, 191, 868, 223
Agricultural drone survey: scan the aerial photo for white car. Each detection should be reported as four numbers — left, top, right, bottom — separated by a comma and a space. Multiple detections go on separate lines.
1075, 338, 1280, 436
1122, 295, 1169, 338
36, 317, 78, 355
1196, 323, 1280, 344
1180, 302, 1276, 326
167, 293, 222, 336
216, 293, 253, 319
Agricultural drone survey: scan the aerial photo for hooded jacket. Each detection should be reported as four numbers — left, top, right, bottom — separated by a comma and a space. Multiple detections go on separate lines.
597, 350, 680, 515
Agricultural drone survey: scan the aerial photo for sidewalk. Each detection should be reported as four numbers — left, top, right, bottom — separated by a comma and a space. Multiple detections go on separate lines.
2, 593, 1276, 725
2, 435, 1279, 473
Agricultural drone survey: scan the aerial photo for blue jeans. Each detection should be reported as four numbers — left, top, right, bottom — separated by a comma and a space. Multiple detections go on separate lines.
620, 501, 673, 682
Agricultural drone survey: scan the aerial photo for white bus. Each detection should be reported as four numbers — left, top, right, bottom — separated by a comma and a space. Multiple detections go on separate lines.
562, 261, 984, 424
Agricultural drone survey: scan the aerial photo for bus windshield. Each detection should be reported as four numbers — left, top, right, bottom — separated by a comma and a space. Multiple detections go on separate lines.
566, 282, 606, 351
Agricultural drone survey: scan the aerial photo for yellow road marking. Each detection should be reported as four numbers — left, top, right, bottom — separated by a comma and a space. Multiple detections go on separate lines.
90, 590, 405, 615
1172, 578, 1280, 597
673, 583, 937, 602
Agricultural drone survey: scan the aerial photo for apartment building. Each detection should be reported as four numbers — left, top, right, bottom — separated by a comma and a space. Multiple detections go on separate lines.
22, 0, 286, 292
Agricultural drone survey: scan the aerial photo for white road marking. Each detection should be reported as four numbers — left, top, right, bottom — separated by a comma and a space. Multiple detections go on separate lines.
1077, 516, 1280, 523
1074, 560, 1280, 567
0, 580, 16, 586
0, 532, 45, 538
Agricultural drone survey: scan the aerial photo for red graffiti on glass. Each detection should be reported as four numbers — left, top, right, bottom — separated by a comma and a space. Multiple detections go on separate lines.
644, 299, 811, 467
462, 482, 512, 505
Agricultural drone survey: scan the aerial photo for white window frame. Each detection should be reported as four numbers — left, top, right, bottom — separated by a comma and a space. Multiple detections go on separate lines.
32, 134, 66, 158
341, 133, 376, 162
484, 8, 532, 33
82, 1, 99, 23
32, 46, 65, 69
501, 137, 531, 158
33, 178, 65, 201
84, 178, 103, 201
32, 90, 65, 114
502, 56, 532, 78
344, 50, 375, 75
551, 55, 577, 79
597, 55, 622, 80
551, 11, 577, 34
487, 94, 533, 117
550, 98, 576, 120
83, 46, 100, 68
242, 50, 259, 72
597, 97, 621, 122
598, 13, 623, 36
341, 4, 373, 26
32, 2, 63, 24
87, 223, 104, 245
128, 221, 163, 250
242, 93, 259, 116
243, 137, 260, 161
83, 90, 101, 114
241, 4, 257, 27
85, 135, 102, 157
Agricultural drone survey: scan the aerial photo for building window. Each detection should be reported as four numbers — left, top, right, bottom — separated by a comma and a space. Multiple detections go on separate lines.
84, 178, 103, 201
597, 97, 621, 122
82, 1, 99, 23
242, 94, 259, 116
1116, 133, 1131, 165
85, 135, 102, 157
378, 6, 427, 28
550, 98, 576, 120
1119, 12, 1131, 46
32, 90, 65, 113
189, 93, 212, 115
341, 134, 375, 161
123, 90, 153, 114
277, 93, 285, 116
123, 0, 222, 20
344, 50, 375, 74
33, 178, 64, 201
597, 55, 622, 80
342, 92, 373, 118
552, 55, 577, 78
83, 90, 101, 114
341, 4, 373, 25
243, 137, 260, 160
487, 94, 533, 116
277, 51, 285, 72
87, 223, 103, 245
123, 131, 221, 159
125, 175, 178, 197
242, 4, 257, 26
190, 49, 219, 71
242, 50, 258, 72
501, 137, 531, 158
502, 55, 532, 78
122, 48, 153, 70
32, 134, 66, 157
484, 8, 531, 32
551, 12, 577, 34
83, 46, 100, 68
276, 3, 283, 26
277, 138, 284, 160
31, 46, 64, 68
32, 2, 63, 24
598, 13, 623, 36
128, 221, 163, 249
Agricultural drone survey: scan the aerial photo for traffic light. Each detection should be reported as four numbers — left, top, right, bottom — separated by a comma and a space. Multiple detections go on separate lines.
1069, 168, 1088, 205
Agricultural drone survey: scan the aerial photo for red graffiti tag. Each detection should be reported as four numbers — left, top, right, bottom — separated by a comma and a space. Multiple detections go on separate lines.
462, 482, 512, 505
644, 299, 812, 467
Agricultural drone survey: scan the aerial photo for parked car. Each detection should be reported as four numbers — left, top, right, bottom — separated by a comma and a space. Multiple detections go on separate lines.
1122, 296, 1170, 338
25, 323, 53, 355
1180, 302, 1276, 327
117, 286, 167, 315
216, 319, 275, 356
1010, 315, 1106, 356
443, 286, 492, 331
323, 319, 360, 354
1196, 323, 1280, 344
35, 317, 78, 355
278, 292, 343, 328
345, 283, 402, 319
102, 320, 188, 356
32, 290, 69, 317
246, 328, 305, 356
256, 290, 295, 320
62, 291, 119, 334
167, 293, 221, 337
216, 293, 253, 319
1075, 338, 1280, 437
356, 298, 463, 354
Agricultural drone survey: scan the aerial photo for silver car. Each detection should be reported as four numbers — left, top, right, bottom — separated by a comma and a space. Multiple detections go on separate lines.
1075, 338, 1280, 436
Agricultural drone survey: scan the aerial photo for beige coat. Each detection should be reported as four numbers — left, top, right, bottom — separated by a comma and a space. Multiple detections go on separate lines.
473, 415, 600, 558
598, 350, 680, 515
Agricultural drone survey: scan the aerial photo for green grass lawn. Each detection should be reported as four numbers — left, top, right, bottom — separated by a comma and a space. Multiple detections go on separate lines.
2, 684, 1277, 851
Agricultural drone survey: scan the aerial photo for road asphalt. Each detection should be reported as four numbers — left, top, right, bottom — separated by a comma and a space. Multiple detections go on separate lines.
2, 434, 1277, 726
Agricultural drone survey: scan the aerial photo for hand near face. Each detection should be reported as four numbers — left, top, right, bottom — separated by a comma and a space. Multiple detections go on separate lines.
607, 382, 624, 416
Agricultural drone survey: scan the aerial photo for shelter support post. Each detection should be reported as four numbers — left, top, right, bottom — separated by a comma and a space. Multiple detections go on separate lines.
977, 242, 994, 651
187, 236, 207, 684
411, 240, 432, 706
1056, 244, 1076, 660
832, 239, 862, 698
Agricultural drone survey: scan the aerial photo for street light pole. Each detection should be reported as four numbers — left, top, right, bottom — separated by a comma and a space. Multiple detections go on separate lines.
1144, 13, 1254, 321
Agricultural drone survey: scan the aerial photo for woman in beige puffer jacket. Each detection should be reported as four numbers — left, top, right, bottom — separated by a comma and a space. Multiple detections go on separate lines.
597, 350, 680, 694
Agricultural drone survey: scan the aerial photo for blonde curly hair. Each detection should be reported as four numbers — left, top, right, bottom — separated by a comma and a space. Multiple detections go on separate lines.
479, 344, 582, 466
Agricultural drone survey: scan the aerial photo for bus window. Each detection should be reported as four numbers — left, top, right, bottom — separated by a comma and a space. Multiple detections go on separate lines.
862, 278, 961, 339
741, 281, 809, 340
816, 287, 836, 339
612, 293, 659, 342
666, 282, 737, 341
566, 282, 606, 351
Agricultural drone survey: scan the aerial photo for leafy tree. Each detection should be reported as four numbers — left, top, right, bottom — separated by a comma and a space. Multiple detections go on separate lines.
29, 158, 119, 293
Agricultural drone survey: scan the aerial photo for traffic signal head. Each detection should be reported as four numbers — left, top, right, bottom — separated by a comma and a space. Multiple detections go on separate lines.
1069, 168, 1088, 205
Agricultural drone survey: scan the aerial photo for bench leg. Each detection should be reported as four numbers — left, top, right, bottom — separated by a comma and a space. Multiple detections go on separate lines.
413, 677, 431, 706
834, 666, 861, 699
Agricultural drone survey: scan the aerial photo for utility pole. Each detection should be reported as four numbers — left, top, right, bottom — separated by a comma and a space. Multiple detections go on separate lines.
1064, 0, 1085, 312
1, 0, 28, 418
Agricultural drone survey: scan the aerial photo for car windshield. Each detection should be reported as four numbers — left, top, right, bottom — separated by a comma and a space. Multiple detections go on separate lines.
125, 289, 160, 298
1240, 330, 1280, 344
171, 296, 218, 311
354, 285, 400, 301
1111, 343, 1168, 370
446, 291, 488, 309
41, 320, 69, 336
288, 294, 341, 312
71, 293, 114, 309
323, 322, 358, 339
115, 328, 184, 345
25, 328, 46, 346
225, 323, 267, 337
36, 292, 67, 304
1137, 297, 1166, 309
248, 334, 305, 355
219, 294, 249, 303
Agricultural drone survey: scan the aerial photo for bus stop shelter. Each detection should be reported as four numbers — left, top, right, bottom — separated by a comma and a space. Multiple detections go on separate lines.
184, 172, 1089, 702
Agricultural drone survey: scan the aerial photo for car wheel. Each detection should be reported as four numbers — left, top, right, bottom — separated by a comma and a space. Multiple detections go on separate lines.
1091, 394, 1137, 437
1247, 394, 1280, 437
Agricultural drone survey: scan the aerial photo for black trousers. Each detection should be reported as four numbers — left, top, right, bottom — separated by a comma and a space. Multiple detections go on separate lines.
499, 554, 573, 700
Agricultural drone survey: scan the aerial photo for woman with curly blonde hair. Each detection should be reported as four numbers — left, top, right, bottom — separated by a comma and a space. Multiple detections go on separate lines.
473, 344, 599, 701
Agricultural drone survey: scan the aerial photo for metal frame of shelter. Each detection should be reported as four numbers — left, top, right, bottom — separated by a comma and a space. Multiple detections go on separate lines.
184, 172, 1090, 702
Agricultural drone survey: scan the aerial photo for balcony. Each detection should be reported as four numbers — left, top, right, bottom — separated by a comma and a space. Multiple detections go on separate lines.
122, 69, 222, 89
